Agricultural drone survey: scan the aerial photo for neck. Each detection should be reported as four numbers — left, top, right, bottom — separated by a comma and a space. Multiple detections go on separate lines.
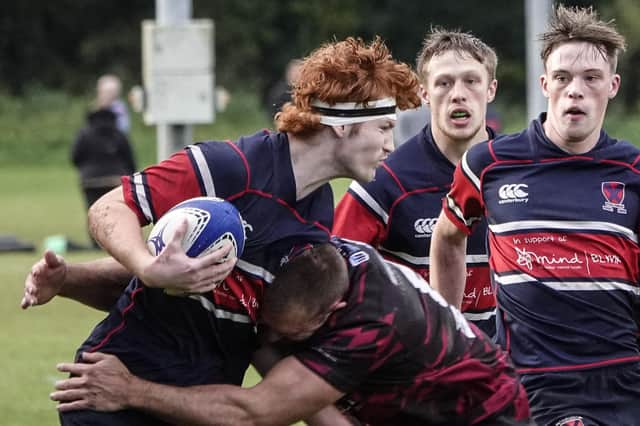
542, 117, 602, 155
288, 130, 339, 200
431, 125, 489, 165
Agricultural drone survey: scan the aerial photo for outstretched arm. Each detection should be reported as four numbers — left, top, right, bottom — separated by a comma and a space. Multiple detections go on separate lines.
429, 210, 468, 308
52, 352, 344, 426
21, 251, 131, 311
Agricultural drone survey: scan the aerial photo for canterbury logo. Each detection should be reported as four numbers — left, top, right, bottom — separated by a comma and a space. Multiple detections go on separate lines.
414, 217, 438, 235
498, 184, 528, 204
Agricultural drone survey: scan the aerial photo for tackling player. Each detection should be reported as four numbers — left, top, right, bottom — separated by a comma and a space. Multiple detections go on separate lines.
430, 5, 640, 425
333, 29, 498, 336
23, 37, 421, 425
51, 239, 531, 425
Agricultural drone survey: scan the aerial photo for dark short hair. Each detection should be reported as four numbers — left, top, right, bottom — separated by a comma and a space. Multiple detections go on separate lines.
263, 243, 348, 320
539, 4, 626, 71
416, 28, 498, 84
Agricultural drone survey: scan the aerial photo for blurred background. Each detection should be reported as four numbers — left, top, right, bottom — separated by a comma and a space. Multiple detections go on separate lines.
2, 1, 640, 424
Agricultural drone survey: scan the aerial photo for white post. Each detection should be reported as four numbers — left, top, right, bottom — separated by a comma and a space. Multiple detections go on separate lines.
155, 0, 193, 161
525, 0, 552, 122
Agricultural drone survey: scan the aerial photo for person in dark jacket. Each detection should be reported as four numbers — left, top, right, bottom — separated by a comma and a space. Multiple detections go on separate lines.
71, 108, 136, 247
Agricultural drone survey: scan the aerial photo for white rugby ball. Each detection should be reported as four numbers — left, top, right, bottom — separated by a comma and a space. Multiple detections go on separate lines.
147, 196, 246, 259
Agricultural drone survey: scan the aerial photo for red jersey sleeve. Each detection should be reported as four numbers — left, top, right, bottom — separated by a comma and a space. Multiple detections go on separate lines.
333, 192, 386, 247
121, 151, 202, 226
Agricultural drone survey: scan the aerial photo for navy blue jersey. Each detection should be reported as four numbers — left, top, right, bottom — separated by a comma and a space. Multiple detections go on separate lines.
295, 239, 529, 426
78, 130, 333, 386
444, 115, 640, 374
334, 125, 496, 336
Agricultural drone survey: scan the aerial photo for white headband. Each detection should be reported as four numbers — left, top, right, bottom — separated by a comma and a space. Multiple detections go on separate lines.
311, 97, 397, 126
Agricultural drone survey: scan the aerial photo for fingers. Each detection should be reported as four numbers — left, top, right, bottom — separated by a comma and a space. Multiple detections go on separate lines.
57, 362, 90, 376
54, 376, 87, 391
44, 249, 63, 268
51, 391, 91, 412
20, 294, 35, 310
80, 351, 110, 363
169, 219, 189, 249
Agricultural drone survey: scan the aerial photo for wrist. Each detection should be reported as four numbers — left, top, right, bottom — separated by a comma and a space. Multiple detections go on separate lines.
125, 375, 150, 409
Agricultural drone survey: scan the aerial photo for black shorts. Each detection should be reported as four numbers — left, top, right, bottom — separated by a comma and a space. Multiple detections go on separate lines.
59, 282, 257, 425
521, 361, 640, 426
60, 408, 172, 426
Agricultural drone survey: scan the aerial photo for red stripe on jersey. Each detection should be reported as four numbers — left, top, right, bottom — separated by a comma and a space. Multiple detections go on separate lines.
213, 270, 264, 322
489, 232, 640, 281
225, 141, 251, 192
381, 162, 407, 193
443, 164, 484, 235
333, 192, 387, 247
122, 151, 202, 225
88, 286, 145, 353
517, 355, 640, 374
461, 265, 494, 312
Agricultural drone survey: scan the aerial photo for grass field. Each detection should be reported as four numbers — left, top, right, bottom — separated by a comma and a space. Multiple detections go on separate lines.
0, 164, 349, 425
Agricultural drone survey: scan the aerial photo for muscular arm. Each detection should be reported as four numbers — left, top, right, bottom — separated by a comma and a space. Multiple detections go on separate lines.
53, 352, 344, 426
429, 210, 468, 308
88, 186, 152, 280
58, 257, 131, 310
88, 186, 236, 292
252, 339, 353, 426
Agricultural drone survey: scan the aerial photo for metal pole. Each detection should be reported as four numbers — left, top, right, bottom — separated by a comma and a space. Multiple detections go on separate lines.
155, 0, 193, 161
525, 0, 551, 122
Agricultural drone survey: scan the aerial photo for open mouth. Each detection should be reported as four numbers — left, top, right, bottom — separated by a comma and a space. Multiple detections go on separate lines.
450, 109, 470, 120
565, 106, 586, 117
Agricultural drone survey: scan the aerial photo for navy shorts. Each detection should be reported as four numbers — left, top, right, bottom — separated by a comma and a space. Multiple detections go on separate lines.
521, 361, 640, 426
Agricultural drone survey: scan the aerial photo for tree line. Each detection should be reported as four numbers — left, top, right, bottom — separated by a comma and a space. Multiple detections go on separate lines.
1, 0, 639, 110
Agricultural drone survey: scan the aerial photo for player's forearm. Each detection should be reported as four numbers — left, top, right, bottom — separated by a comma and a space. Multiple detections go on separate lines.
127, 380, 270, 426
305, 405, 354, 426
88, 189, 151, 279
59, 257, 131, 311
430, 215, 467, 308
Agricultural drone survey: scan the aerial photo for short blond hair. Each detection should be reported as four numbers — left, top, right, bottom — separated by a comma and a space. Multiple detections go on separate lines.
416, 28, 498, 85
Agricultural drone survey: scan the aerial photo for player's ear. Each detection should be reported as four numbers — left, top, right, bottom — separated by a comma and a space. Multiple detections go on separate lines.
420, 85, 430, 105
331, 125, 347, 139
487, 79, 497, 103
330, 300, 347, 312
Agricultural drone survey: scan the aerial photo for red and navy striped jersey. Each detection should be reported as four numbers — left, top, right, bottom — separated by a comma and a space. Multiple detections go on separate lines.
295, 239, 529, 425
79, 131, 333, 385
334, 125, 497, 336
444, 115, 640, 374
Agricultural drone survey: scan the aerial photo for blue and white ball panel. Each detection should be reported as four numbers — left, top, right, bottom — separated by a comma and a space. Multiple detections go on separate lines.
147, 196, 245, 259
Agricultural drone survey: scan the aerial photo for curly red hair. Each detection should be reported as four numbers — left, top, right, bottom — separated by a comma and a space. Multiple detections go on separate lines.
276, 37, 421, 137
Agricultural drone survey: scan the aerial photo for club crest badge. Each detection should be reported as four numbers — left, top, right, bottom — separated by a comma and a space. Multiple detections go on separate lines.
601, 181, 627, 214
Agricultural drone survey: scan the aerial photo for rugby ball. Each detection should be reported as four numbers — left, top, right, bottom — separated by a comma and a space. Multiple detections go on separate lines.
147, 197, 245, 259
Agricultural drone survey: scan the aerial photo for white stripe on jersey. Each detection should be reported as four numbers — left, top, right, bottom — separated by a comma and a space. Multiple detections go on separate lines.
380, 247, 487, 267
489, 220, 638, 244
349, 180, 389, 224
132, 172, 153, 222
463, 309, 496, 321
188, 144, 217, 196
494, 272, 640, 295
236, 259, 275, 284
446, 194, 482, 228
461, 150, 481, 191
188, 294, 252, 324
